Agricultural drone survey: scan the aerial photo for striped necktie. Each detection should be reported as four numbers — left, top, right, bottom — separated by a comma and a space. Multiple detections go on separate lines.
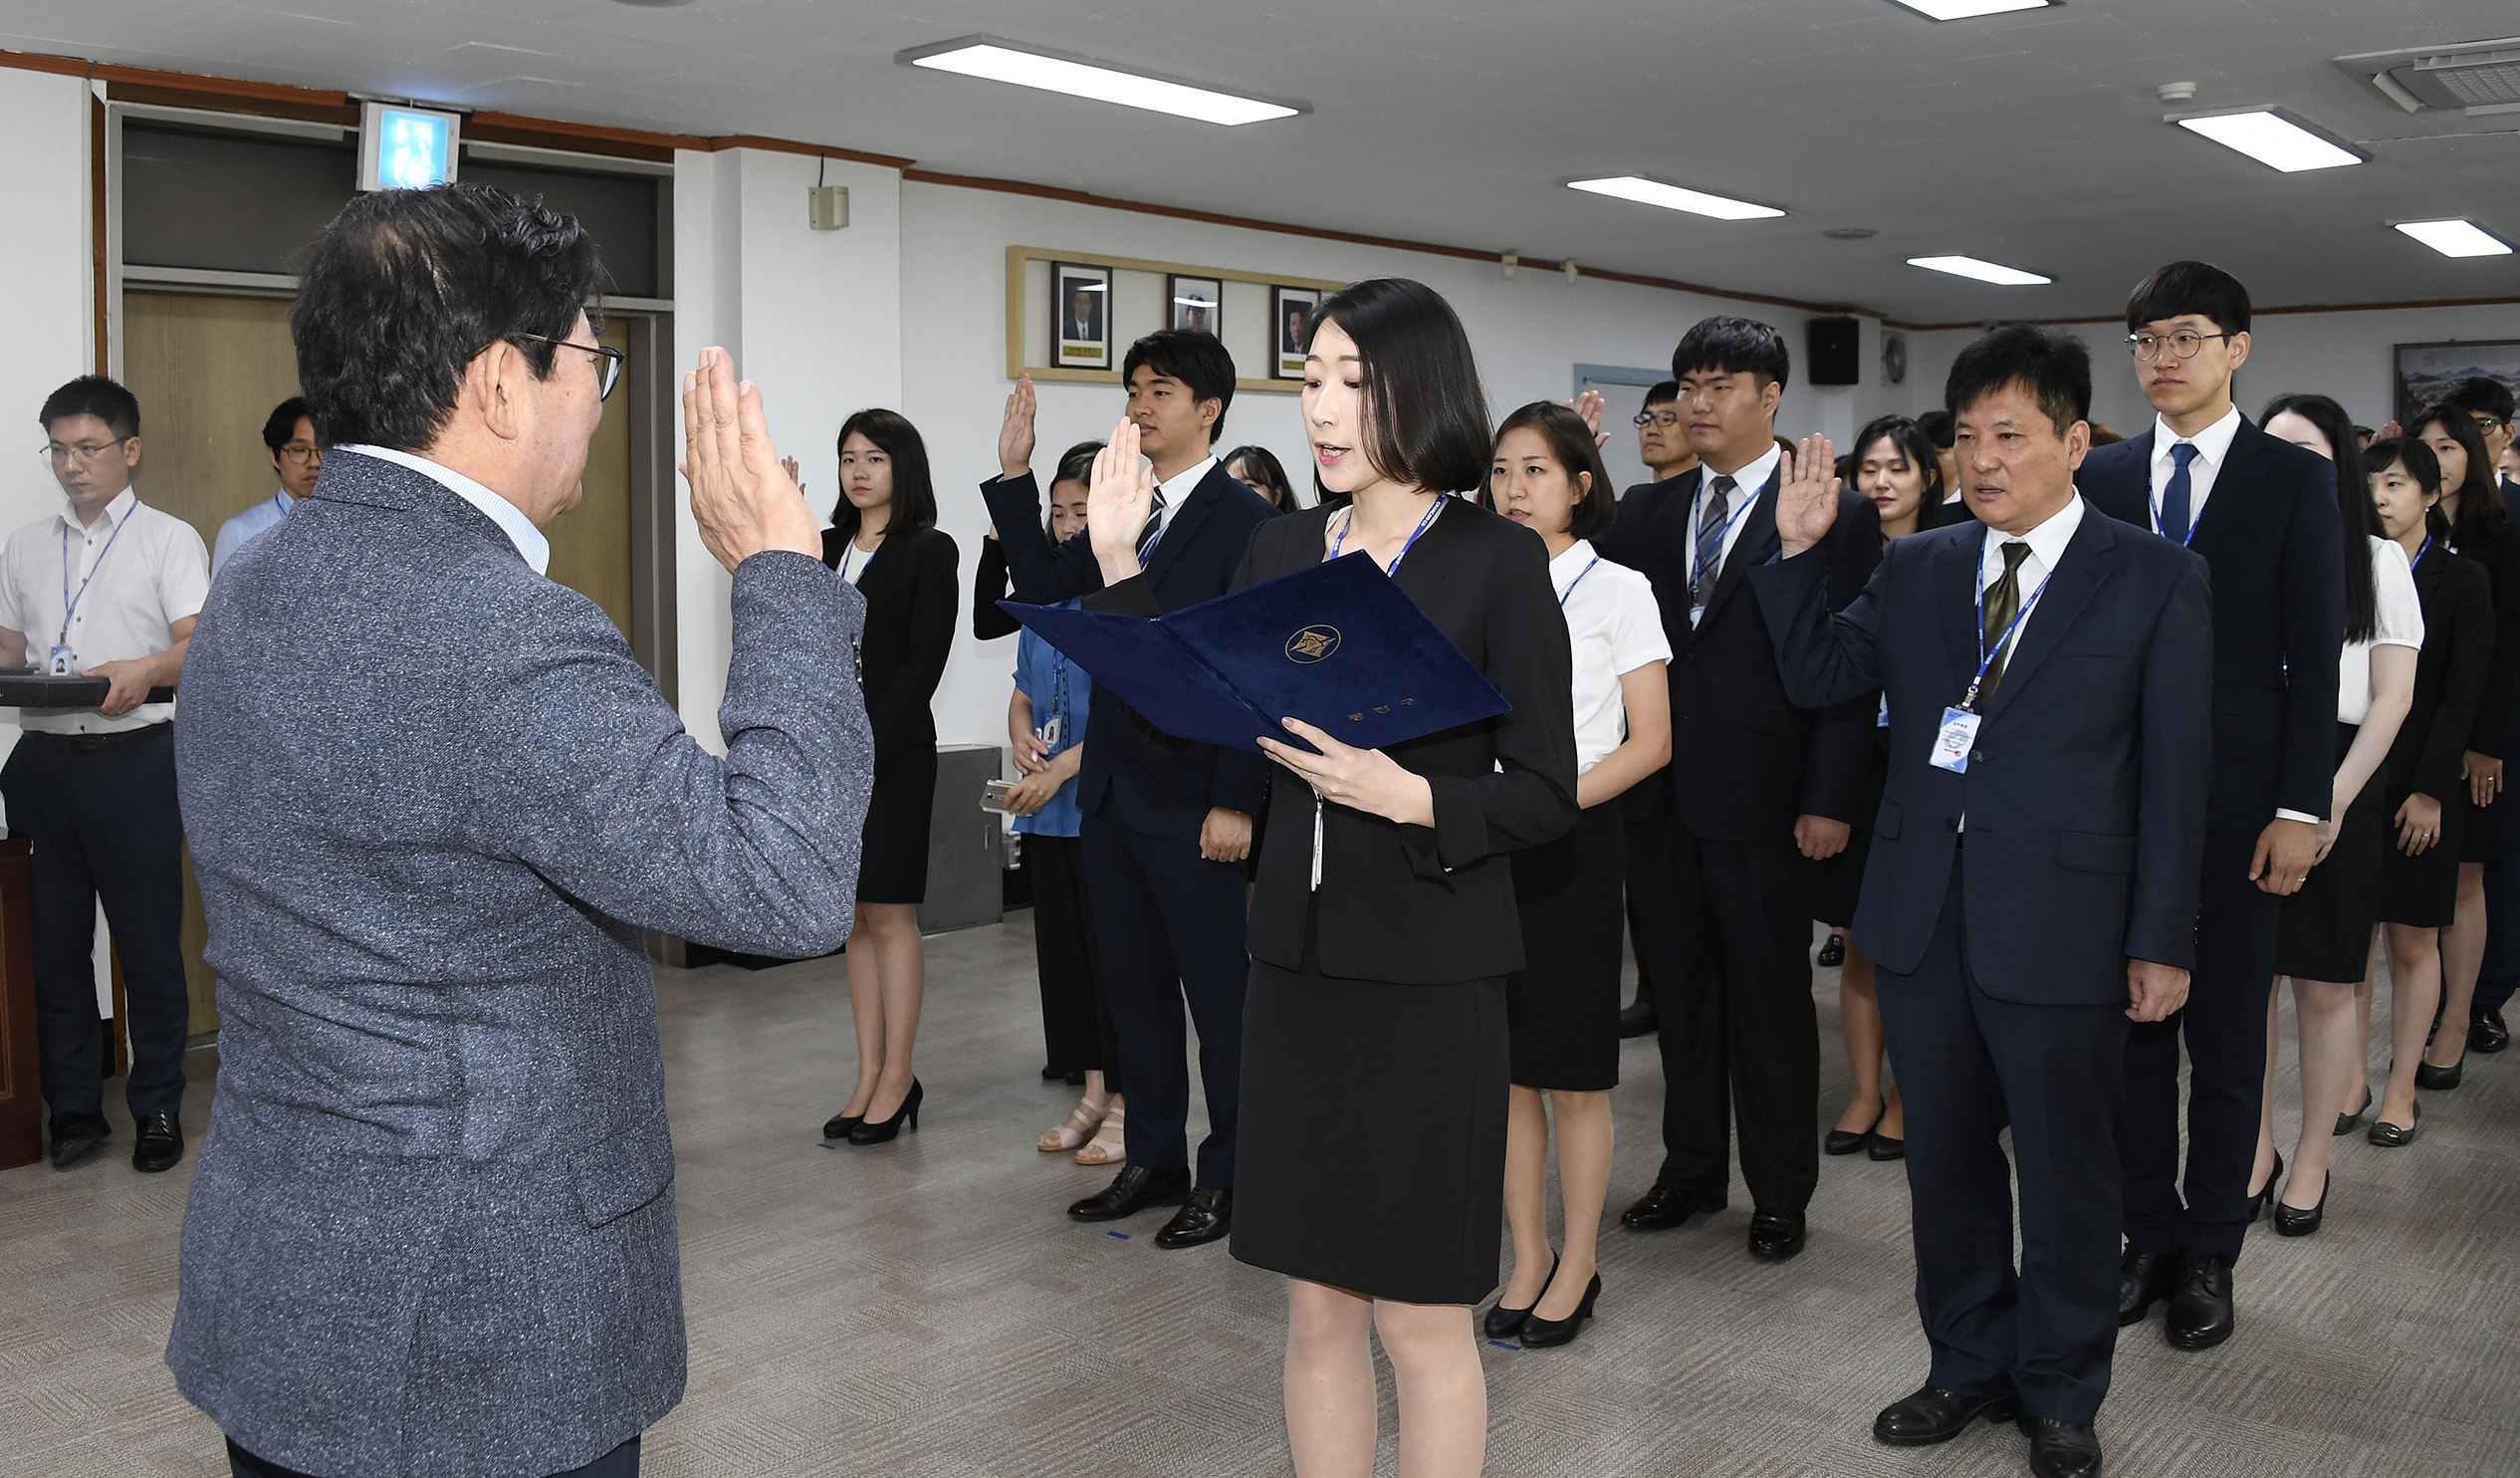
1693, 474, 1736, 606
1978, 541, 2033, 704
1135, 485, 1169, 564
2159, 441, 2197, 544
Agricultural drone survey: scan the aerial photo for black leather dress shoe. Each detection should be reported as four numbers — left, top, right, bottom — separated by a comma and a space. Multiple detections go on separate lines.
49, 1112, 109, 1170
2165, 1255, 2234, 1350
132, 1112, 184, 1173
2016, 1413, 2103, 1478
1871, 1384, 2019, 1446
1067, 1164, 1191, 1222
1153, 1187, 1232, 1248
1620, 1179, 1724, 1231
2471, 1005, 2509, 1055
2117, 1248, 2175, 1326
2414, 1057, 2463, 1091
1746, 1207, 1806, 1261
1616, 999, 1659, 1038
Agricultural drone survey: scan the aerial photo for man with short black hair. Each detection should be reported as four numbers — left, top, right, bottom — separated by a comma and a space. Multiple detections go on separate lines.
2081, 260, 2344, 1354
985, 328, 1277, 1249
212, 396, 322, 576
1633, 379, 1698, 486
0, 374, 207, 1174
2445, 373, 2520, 1054
1600, 316, 1881, 1261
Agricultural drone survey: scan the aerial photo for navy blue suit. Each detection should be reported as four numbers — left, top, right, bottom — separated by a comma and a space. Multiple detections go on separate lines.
1751, 502, 2212, 1422
983, 462, 1277, 1188
2080, 419, 2343, 1265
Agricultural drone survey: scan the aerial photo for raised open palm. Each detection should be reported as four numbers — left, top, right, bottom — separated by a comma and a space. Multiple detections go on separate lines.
1774, 434, 1842, 558
1085, 419, 1156, 579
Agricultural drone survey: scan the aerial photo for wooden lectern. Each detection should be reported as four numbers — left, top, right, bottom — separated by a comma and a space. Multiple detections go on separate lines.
0, 839, 38, 1168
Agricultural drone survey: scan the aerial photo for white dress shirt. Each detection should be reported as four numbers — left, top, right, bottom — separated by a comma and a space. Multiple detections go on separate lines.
211, 490, 295, 577
1687, 439, 1782, 625
0, 486, 208, 734
2145, 404, 2243, 541
1551, 540, 1671, 774
334, 444, 550, 575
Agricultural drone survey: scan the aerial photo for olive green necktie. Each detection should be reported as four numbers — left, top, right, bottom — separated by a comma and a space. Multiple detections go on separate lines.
1977, 541, 2032, 706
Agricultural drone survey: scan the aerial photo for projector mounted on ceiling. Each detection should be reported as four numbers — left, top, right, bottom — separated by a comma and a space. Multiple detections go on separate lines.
2334, 37, 2520, 116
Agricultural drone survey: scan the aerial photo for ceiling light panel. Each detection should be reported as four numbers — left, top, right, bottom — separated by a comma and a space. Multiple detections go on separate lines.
2172, 109, 2366, 172
2395, 219, 2515, 258
898, 38, 1302, 125
1887, 0, 2052, 19
1908, 255, 2051, 286
1566, 176, 1783, 221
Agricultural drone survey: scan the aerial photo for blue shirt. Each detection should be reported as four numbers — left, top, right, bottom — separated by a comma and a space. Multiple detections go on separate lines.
1011, 598, 1093, 838
212, 491, 294, 577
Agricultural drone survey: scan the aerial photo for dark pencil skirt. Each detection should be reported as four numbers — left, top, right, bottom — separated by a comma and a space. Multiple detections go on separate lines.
1026, 833, 1121, 1088
1506, 803, 1624, 1091
2275, 725, 2385, 983
1234, 912, 1509, 1306
856, 746, 936, 904
2378, 786, 2463, 928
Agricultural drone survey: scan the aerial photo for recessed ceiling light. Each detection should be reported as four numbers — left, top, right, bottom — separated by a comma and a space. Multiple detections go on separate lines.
2394, 219, 2515, 258
2171, 108, 2366, 172
1566, 176, 1783, 221
1908, 255, 2051, 286
896, 37, 1303, 125
1886, 0, 2053, 18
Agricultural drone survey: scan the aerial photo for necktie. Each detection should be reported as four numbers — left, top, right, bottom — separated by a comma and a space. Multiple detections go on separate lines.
1135, 484, 1169, 564
2160, 441, 2198, 544
1977, 540, 2033, 705
1694, 474, 1736, 606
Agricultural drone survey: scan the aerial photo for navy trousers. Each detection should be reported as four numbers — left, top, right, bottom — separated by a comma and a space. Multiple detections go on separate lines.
0, 727, 190, 1119
2471, 731, 2520, 1018
230, 1436, 638, 1477
1081, 817, 1249, 1187
1880, 870, 2130, 1425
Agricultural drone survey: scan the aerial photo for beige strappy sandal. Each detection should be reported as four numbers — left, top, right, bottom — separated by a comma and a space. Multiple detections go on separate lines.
1038, 1096, 1110, 1153
1075, 1102, 1126, 1165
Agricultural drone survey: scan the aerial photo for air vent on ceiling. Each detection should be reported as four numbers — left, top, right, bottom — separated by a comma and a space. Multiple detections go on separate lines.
2334, 38, 2520, 116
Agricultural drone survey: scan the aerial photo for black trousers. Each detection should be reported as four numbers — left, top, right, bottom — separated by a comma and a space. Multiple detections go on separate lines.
1622, 814, 1660, 1008
0, 727, 189, 1119
1880, 872, 2129, 1425
2118, 825, 2275, 1265
1629, 811, 1820, 1210
1026, 833, 1121, 1091
230, 1436, 637, 1477
1081, 818, 1249, 1187
2472, 730, 2520, 1017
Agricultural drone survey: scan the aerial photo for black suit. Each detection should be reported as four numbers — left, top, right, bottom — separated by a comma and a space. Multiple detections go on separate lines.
2081, 418, 2344, 1266
1598, 463, 1883, 1211
971, 535, 1021, 640
1751, 504, 2212, 1422
983, 461, 1278, 1187
821, 524, 958, 903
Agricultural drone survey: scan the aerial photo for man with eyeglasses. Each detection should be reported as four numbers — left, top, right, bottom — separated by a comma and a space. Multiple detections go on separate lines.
1633, 380, 1700, 487
2079, 260, 2344, 1357
0, 373, 209, 1173
211, 397, 323, 577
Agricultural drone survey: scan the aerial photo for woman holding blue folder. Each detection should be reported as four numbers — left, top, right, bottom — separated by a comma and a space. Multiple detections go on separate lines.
1080, 277, 1576, 1478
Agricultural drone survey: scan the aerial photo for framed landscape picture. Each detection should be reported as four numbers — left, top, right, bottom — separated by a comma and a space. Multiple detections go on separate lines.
1271, 285, 1318, 380
2395, 340, 2520, 425
1167, 273, 1222, 337
1051, 261, 1111, 369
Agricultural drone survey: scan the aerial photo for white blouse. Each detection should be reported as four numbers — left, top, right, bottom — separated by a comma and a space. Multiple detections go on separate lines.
1551, 539, 1671, 775
2340, 535, 2423, 726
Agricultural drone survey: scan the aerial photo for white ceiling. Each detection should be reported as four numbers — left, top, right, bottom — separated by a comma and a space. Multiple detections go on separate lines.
7, 0, 2518, 324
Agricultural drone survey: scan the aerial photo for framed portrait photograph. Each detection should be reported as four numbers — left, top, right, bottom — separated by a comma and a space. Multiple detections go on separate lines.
1051, 262, 1112, 369
2396, 340, 2520, 425
1271, 285, 1319, 381
1167, 274, 1223, 337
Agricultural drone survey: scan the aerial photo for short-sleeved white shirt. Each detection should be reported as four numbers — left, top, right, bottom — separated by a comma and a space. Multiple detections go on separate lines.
2341, 535, 2423, 727
1553, 539, 1671, 775
0, 486, 209, 734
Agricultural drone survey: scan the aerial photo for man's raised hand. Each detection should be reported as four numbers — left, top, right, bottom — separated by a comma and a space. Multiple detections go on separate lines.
1084, 419, 1156, 585
1774, 434, 1842, 559
680, 347, 821, 573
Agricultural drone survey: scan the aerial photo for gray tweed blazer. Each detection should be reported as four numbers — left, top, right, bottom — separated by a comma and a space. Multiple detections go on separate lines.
167, 450, 872, 1477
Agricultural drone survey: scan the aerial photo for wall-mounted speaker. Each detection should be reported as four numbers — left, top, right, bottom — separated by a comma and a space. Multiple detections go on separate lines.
1806, 316, 1860, 386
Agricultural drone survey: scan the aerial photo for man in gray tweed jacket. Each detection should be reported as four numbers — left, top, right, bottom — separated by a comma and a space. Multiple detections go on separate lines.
169, 183, 869, 1478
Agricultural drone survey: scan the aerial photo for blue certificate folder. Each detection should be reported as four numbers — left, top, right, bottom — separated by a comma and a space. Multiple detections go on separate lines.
999, 554, 1509, 755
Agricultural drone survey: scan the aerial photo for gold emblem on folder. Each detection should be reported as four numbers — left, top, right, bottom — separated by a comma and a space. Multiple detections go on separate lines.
1285, 624, 1342, 663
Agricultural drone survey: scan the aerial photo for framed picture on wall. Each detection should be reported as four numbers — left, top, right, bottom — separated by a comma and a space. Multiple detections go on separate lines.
1271, 285, 1318, 381
1167, 274, 1223, 337
2396, 340, 2520, 426
1051, 262, 1112, 369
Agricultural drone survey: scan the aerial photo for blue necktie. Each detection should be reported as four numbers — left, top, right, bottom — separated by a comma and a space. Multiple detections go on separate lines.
2160, 441, 2197, 545
1693, 474, 1736, 606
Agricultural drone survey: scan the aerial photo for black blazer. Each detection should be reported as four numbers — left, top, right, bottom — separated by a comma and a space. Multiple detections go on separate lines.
2448, 518, 2520, 753
2391, 541, 2496, 803
1751, 507, 2215, 1002
821, 524, 958, 774
1597, 464, 1884, 842
1230, 500, 1578, 983
2082, 418, 2344, 828
972, 535, 1021, 640
982, 460, 1278, 839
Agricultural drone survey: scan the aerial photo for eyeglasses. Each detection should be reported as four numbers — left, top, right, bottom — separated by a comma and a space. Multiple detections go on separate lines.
508, 332, 625, 401
2472, 413, 2508, 436
38, 438, 131, 465
1633, 409, 1683, 427
2127, 331, 2235, 362
276, 442, 322, 465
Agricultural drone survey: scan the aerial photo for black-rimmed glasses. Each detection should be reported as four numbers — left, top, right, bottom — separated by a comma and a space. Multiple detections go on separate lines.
1633, 409, 1683, 427
510, 332, 625, 400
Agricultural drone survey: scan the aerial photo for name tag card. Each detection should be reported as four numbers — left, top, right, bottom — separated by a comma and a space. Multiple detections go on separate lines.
1930, 707, 1980, 773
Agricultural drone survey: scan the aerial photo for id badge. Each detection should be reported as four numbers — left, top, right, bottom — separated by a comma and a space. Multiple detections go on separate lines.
1929, 706, 1980, 773
1039, 714, 1061, 749
47, 645, 76, 676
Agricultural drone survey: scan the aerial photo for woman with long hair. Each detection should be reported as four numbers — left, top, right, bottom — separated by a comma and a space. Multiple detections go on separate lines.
1475, 401, 1670, 1350
1224, 443, 1300, 512
817, 407, 957, 1146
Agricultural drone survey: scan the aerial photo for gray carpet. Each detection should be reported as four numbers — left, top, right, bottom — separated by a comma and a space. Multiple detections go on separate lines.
3, 917, 2513, 1476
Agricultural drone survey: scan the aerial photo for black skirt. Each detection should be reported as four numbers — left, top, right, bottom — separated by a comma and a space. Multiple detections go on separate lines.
856, 746, 936, 904
2378, 785, 2463, 927
2275, 725, 2385, 982
1234, 909, 1509, 1306
1505, 804, 1624, 1091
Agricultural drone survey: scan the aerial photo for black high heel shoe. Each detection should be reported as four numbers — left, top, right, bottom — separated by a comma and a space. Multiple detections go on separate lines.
820, 1108, 863, 1140
1518, 1269, 1602, 1349
2246, 1148, 2283, 1224
2367, 1099, 2419, 1147
1484, 1253, 1555, 1341
2414, 1057, 2463, 1091
1825, 1098, 1886, 1156
2272, 1169, 2328, 1237
847, 1079, 923, 1144
2333, 1083, 2370, 1136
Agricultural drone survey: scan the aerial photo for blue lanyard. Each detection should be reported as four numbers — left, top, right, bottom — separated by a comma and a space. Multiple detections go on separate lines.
1693, 482, 1757, 596
60, 505, 133, 646
1049, 650, 1070, 736
1963, 558, 2059, 712
835, 537, 869, 584
1330, 495, 1445, 574
1557, 555, 1601, 608
2410, 534, 2434, 570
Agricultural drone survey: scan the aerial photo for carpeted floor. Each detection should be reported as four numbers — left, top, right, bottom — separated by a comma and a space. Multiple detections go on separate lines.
3, 918, 2513, 1476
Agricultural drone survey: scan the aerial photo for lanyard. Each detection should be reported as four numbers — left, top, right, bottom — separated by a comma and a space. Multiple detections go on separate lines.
1962, 559, 2059, 713
1557, 555, 1601, 608
836, 536, 873, 584
1692, 483, 1757, 596
1329, 495, 1445, 574
2411, 534, 2434, 570
2150, 460, 2201, 547
60, 506, 133, 646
